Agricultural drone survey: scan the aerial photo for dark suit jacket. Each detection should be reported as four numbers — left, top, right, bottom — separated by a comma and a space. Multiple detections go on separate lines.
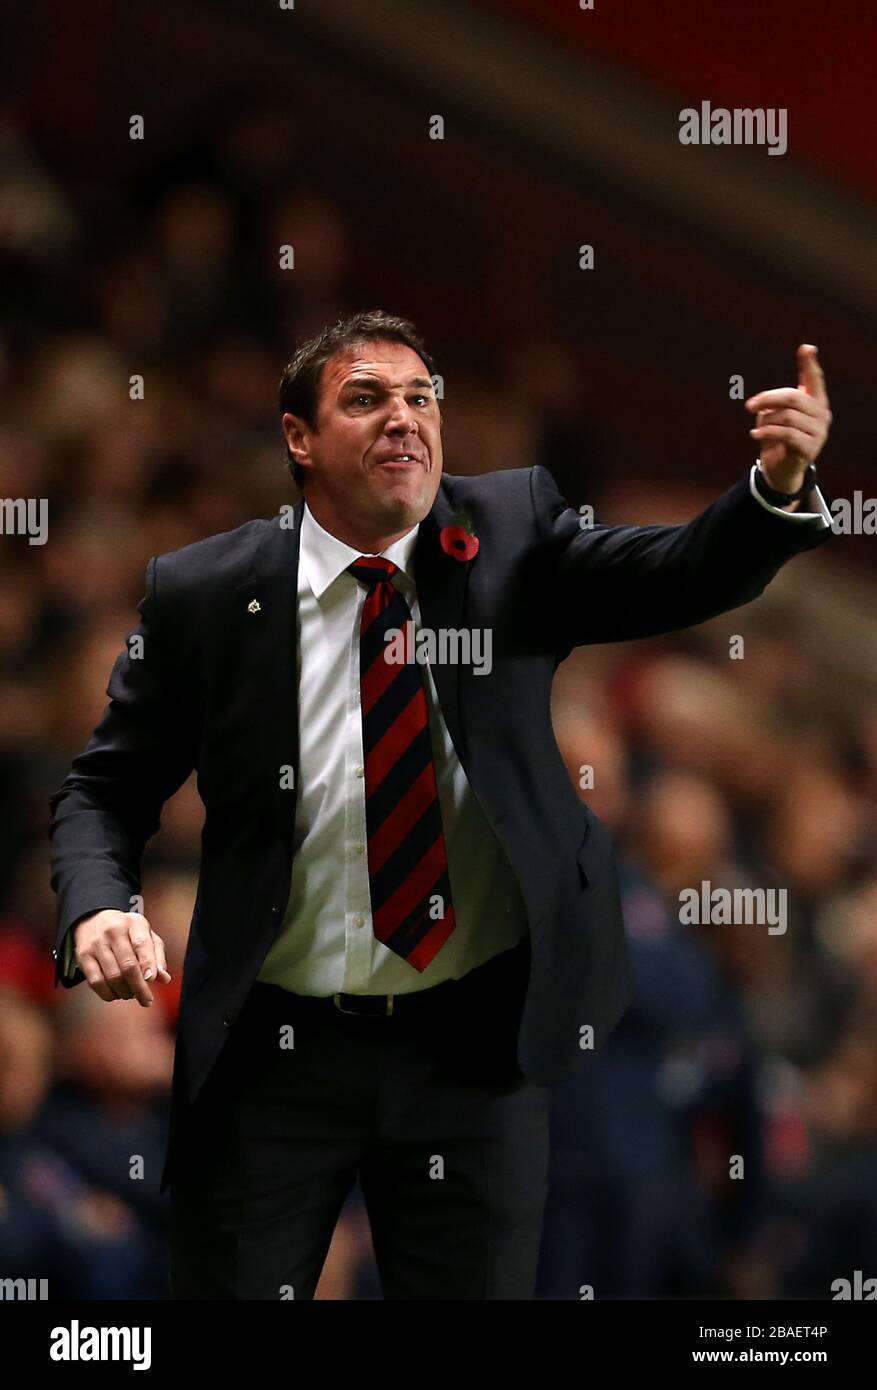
48, 465, 832, 1192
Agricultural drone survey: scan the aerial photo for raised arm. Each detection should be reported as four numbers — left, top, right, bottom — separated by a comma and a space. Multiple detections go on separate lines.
533, 462, 832, 658
535, 344, 834, 659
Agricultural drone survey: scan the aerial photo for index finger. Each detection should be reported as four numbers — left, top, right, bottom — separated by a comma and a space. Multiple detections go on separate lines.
110, 920, 154, 1006
127, 912, 159, 987
797, 343, 827, 402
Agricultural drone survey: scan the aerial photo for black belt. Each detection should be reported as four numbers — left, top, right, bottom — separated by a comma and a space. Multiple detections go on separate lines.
335, 991, 400, 1017
248, 938, 529, 1020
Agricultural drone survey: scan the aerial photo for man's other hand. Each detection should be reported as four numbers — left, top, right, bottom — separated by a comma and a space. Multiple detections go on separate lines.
72, 910, 171, 1006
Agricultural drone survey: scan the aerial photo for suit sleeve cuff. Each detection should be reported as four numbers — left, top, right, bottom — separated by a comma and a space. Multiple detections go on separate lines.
749, 463, 832, 527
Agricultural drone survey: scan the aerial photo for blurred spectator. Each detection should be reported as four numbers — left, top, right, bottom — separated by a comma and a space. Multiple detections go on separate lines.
0, 990, 163, 1296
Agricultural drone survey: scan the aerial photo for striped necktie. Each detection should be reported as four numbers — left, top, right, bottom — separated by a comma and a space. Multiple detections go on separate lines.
348, 555, 456, 970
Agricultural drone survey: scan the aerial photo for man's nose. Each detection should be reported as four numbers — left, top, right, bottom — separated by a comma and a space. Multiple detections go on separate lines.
385, 398, 418, 434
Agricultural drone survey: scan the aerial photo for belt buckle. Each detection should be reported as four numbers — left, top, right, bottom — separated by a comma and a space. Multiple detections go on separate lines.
332, 992, 394, 1017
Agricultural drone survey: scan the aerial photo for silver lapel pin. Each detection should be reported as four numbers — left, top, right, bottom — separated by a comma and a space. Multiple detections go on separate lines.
247, 599, 261, 614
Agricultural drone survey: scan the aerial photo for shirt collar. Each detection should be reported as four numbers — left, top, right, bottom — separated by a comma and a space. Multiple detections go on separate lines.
299, 499, 420, 600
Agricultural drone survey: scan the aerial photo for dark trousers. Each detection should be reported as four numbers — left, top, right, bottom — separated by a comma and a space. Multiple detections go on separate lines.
168, 937, 549, 1299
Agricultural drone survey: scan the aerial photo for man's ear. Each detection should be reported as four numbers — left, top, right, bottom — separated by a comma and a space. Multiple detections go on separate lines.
282, 411, 309, 469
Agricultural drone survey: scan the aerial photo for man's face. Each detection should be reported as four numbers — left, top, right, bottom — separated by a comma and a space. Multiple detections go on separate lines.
282, 339, 443, 549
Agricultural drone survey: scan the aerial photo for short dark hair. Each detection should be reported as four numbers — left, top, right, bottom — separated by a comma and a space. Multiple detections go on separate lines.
278, 310, 438, 489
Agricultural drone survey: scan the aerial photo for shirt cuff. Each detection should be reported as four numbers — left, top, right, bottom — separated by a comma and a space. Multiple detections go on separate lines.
749, 463, 832, 527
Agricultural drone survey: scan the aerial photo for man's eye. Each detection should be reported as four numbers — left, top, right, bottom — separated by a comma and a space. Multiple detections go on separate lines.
352, 394, 373, 405
414, 395, 430, 406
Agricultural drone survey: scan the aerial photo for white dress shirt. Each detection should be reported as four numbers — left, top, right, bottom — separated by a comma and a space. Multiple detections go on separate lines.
255, 500, 529, 997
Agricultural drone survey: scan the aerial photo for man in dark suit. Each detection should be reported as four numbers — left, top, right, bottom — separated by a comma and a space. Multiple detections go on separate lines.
48, 311, 834, 1299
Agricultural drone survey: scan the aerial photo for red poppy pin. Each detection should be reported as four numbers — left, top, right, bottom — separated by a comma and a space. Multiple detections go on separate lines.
439, 509, 480, 562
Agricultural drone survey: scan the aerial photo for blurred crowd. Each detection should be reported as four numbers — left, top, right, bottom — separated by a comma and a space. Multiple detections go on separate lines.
1, 96, 875, 1299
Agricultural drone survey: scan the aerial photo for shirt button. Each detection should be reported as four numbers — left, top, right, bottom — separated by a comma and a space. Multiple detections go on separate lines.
354, 842, 365, 854
354, 766, 364, 778
353, 914, 365, 929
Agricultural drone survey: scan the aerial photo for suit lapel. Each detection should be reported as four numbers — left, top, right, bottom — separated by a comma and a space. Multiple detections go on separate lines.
232, 502, 303, 852
413, 481, 472, 766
